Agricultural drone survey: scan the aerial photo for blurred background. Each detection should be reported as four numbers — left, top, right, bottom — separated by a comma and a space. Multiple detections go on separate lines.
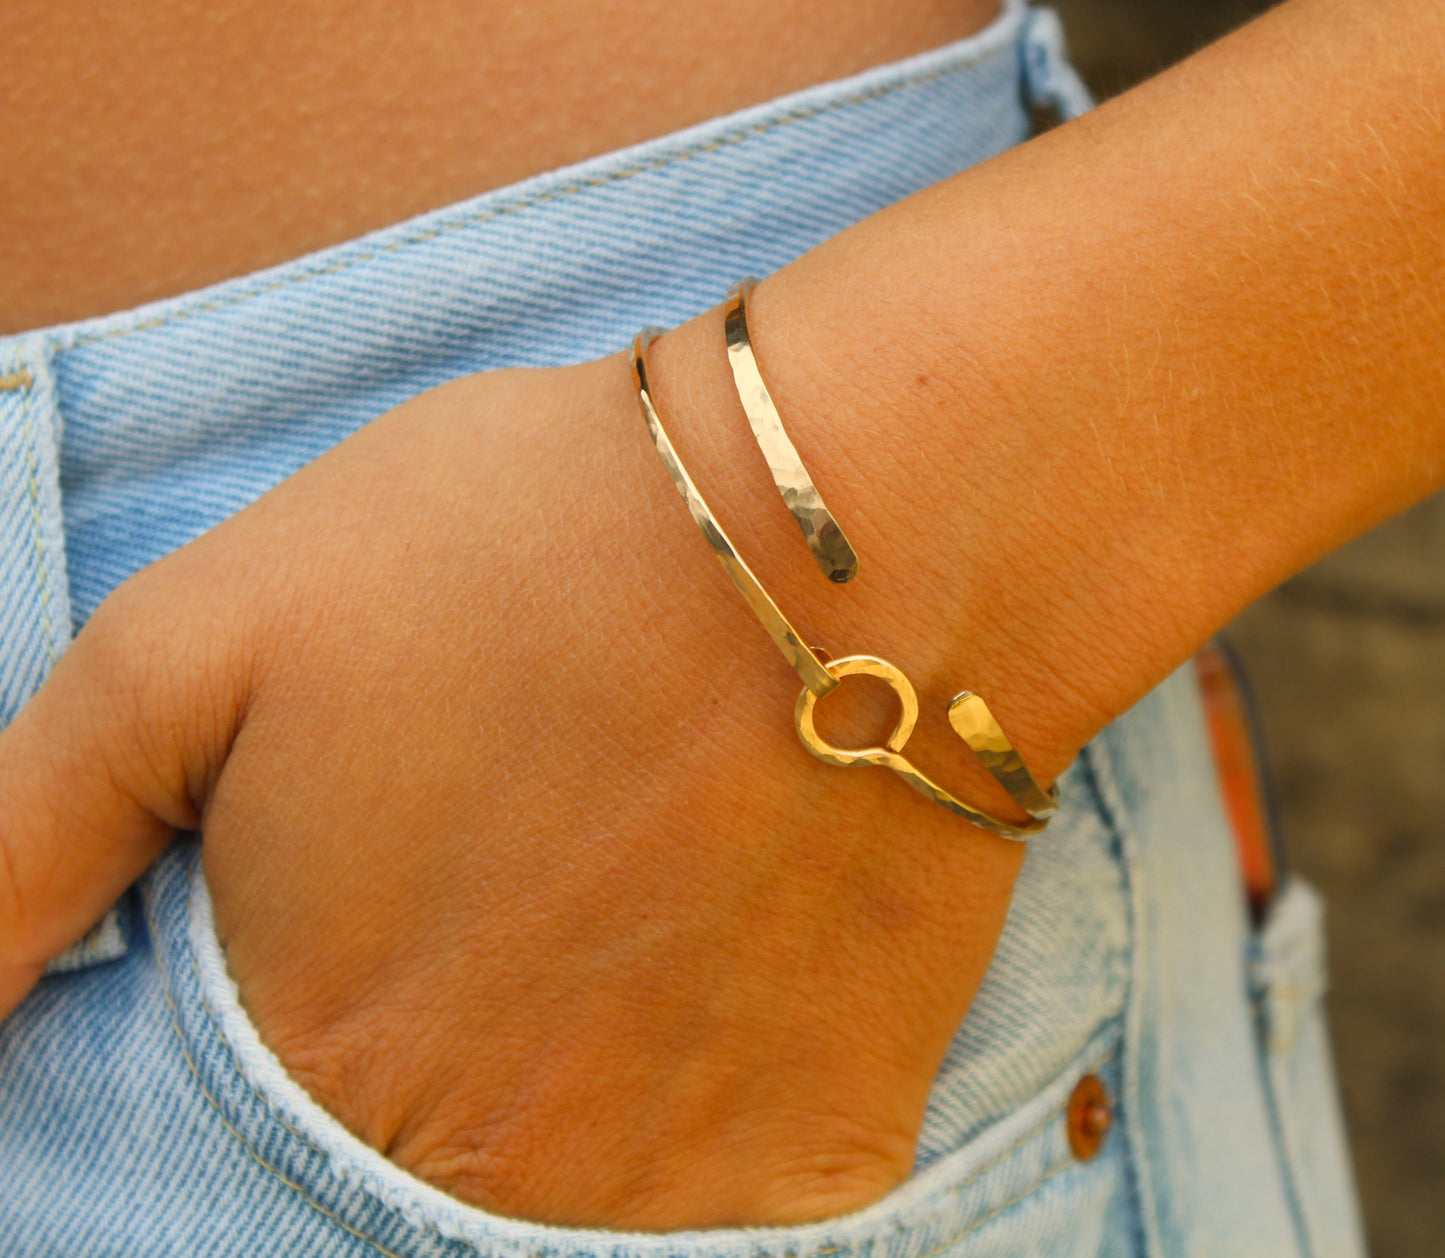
1049, 2, 1445, 1254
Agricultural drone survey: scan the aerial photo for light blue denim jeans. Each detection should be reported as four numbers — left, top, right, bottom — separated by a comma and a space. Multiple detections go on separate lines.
0, 4, 1364, 1254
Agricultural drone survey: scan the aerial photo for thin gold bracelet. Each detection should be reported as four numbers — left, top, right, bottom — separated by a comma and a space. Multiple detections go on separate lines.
631, 326, 1057, 840
724, 278, 860, 585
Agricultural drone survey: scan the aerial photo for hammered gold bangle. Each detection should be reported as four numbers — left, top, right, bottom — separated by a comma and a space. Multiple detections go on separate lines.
724, 278, 860, 585
631, 326, 1057, 840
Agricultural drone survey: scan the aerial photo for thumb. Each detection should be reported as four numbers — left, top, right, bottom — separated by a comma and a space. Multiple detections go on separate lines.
0, 578, 241, 1017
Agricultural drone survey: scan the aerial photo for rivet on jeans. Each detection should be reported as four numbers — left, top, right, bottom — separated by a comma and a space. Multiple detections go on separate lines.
1067, 1074, 1112, 1161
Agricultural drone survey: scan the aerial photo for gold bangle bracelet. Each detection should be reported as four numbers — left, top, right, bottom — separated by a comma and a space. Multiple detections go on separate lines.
631, 327, 1057, 840
724, 278, 860, 585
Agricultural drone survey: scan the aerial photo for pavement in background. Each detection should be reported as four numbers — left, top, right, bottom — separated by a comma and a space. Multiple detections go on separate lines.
1051, 2, 1444, 1254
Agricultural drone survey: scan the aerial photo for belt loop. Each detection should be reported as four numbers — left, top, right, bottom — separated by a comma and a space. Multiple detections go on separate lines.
0, 335, 74, 728
1250, 878, 1330, 1057
1021, 7, 1095, 123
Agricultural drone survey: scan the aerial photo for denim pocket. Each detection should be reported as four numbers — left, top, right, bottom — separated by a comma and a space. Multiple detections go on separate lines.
145, 784, 1139, 1258
0, 756, 1137, 1253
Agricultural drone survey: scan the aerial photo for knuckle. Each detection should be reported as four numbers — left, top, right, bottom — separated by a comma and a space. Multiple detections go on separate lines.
72, 574, 171, 706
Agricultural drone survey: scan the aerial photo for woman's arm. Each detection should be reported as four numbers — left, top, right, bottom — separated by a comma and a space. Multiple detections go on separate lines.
646, 0, 1445, 795
1, 0, 1441, 1229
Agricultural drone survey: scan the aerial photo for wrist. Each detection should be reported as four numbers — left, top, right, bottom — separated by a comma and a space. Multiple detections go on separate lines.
640, 293, 1110, 814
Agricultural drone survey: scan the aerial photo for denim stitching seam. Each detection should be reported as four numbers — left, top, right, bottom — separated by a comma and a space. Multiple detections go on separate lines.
146, 884, 413, 1258
185, 941, 331, 1161
71, 42, 1010, 350
1256, 1040, 1319, 1258
922, 1155, 1077, 1254
16, 375, 59, 667
1079, 740, 1163, 1258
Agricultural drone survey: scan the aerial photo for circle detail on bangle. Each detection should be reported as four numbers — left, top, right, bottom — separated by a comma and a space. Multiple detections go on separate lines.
794, 654, 1052, 838
631, 324, 1058, 841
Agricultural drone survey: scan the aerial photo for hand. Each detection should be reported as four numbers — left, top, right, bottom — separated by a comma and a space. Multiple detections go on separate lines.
0, 347, 1038, 1228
